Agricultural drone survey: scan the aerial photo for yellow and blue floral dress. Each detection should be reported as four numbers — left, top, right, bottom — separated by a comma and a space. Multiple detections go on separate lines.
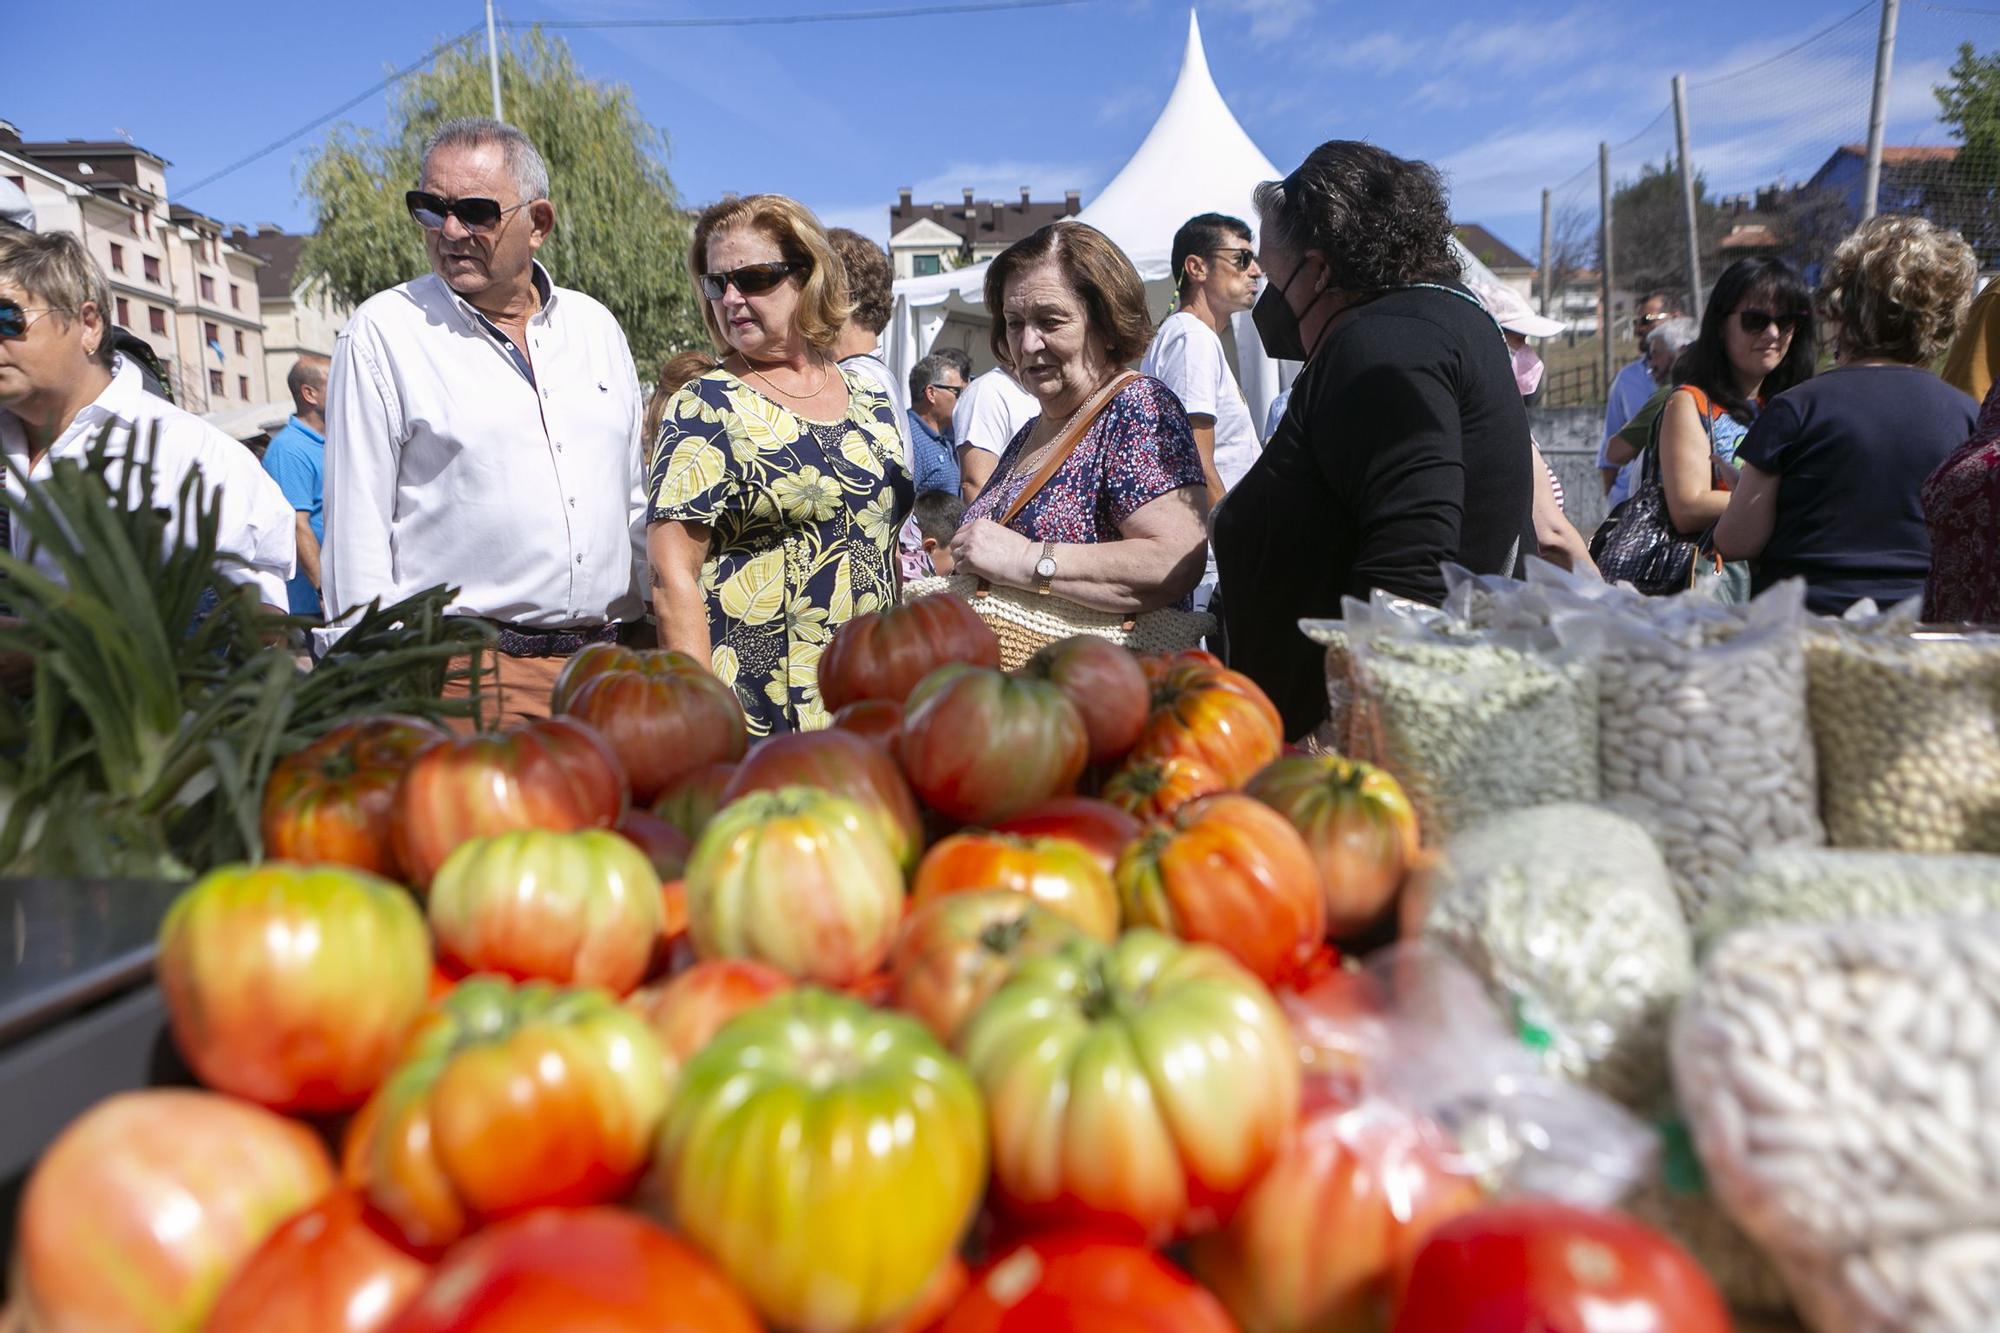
649, 366, 912, 736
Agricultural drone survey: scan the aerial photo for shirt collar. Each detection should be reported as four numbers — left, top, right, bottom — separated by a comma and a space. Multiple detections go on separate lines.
285, 415, 325, 444
0, 354, 143, 472
906, 406, 949, 446
431, 260, 558, 331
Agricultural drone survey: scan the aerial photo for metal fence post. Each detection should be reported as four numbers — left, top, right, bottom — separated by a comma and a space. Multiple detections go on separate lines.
1862, 0, 1902, 222
1599, 142, 1615, 404
1539, 188, 1553, 318
1673, 74, 1705, 319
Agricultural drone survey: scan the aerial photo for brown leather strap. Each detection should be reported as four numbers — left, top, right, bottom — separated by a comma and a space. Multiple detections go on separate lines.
995, 371, 1138, 528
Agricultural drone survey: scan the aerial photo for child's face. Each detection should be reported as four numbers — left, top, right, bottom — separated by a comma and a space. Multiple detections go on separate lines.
924, 537, 955, 575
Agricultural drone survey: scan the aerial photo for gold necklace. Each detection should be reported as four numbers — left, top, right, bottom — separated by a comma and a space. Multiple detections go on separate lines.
739, 354, 828, 404
1014, 379, 1108, 475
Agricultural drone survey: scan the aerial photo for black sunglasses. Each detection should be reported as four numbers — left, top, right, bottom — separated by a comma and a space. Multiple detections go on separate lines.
0, 300, 68, 339
698, 261, 810, 301
405, 190, 533, 232
1210, 248, 1256, 271
930, 381, 965, 398
1737, 308, 1802, 336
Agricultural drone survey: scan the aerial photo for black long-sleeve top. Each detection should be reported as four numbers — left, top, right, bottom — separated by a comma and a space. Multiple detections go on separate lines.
1213, 283, 1536, 740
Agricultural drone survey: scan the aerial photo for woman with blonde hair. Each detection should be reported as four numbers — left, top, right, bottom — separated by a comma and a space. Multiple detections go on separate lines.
648, 193, 911, 735
1714, 215, 1977, 614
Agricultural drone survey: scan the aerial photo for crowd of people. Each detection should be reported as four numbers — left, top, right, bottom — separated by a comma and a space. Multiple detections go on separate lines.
5, 114, 2000, 745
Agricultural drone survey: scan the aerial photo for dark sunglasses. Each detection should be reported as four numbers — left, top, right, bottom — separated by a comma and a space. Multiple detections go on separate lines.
929, 382, 965, 398
1210, 248, 1256, 271
405, 190, 533, 232
0, 300, 68, 339
698, 261, 810, 301
1737, 308, 1802, 336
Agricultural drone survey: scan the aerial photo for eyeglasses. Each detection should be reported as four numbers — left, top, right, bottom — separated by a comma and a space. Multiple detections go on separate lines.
930, 382, 965, 398
698, 261, 810, 301
0, 300, 68, 339
1737, 308, 1802, 336
1634, 312, 1670, 329
405, 190, 534, 232
1210, 248, 1256, 271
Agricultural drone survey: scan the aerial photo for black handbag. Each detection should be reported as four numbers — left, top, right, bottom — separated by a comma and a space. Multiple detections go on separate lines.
1589, 438, 1702, 595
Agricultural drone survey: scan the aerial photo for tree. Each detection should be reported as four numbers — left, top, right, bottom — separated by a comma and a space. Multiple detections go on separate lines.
299, 30, 705, 371
1540, 200, 1594, 315
1931, 42, 2000, 266
1611, 158, 1722, 305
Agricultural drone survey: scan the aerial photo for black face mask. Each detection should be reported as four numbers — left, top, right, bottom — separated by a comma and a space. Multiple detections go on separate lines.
1252, 256, 1319, 362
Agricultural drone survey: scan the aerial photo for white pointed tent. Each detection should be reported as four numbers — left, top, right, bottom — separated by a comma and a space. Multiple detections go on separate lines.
883, 8, 1503, 433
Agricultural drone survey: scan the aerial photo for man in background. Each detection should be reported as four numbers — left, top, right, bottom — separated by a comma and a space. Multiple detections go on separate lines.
1142, 212, 1263, 511
906, 346, 969, 498
1598, 291, 1681, 504
261, 354, 329, 617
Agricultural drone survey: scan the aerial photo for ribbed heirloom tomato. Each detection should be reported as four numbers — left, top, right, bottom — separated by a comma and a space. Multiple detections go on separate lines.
343, 977, 669, 1252
890, 890, 1084, 1043
650, 760, 737, 841
158, 861, 431, 1112
957, 930, 1300, 1243
899, 664, 1089, 824
938, 1232, 1236, 1333
553, 646, 749, 802
262, 714, 449, 879
1246, 753, 1420, 938
818, 591, 1001, 710
615, 807, 693, 881
626, 957, 794, 1098
1102, 753, 1229, 822
830, 696, 904, 750
722, 726, 925, 873
1131, 657, 1285, 787
993, 796, 1144, 877
913, 830, 1120, 940
658, 989, 988, 1333
205, 1191, 430, 1333
1019, 634, 1152, 765
390, 716, 628, 889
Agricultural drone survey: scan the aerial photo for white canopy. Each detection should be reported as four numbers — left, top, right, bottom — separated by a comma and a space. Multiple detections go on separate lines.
884, 8, 1504, 434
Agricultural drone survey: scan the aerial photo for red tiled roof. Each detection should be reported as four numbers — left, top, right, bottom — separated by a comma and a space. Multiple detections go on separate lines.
1835, 143, 1959, 166
1720, 224, 1782, 250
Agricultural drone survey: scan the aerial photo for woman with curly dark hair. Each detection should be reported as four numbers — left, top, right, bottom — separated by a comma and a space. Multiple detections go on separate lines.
1210, 139, 1535, 741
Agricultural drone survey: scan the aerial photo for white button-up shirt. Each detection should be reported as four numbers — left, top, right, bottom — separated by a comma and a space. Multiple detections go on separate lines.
0, 356, 295, 607
321, 263, 646, 645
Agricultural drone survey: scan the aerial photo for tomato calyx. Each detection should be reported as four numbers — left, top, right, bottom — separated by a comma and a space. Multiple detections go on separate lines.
978, 915, 1035, 956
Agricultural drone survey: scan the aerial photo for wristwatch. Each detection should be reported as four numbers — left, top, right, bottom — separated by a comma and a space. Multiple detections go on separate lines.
1034, 540, 1058, 595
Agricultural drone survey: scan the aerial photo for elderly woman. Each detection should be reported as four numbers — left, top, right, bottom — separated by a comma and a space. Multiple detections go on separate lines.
949, 220, 1207, 611
1210, 140, 1536, 742
648, 194, 911, 736
1713, 218, 1976, 615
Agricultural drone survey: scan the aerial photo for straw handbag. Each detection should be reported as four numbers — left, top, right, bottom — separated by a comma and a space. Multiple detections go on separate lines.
906, 372, 1214, 670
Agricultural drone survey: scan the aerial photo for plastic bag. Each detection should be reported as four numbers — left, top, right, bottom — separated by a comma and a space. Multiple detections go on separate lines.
1697, 846, 2000, 954
1774, 1230, 2000, 1333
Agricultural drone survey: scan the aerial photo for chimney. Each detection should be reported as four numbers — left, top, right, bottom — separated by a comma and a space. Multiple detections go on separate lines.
897, 187, 912, 213
0, 120, 20, 147
1020, 186, 1031, 207
988, 202, 999, 228
962, 187, 975, 219
1063, 190, 1081, 215
931, 201, 944, 219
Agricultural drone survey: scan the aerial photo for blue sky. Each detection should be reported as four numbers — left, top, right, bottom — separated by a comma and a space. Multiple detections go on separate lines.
8, 0, 1991, 260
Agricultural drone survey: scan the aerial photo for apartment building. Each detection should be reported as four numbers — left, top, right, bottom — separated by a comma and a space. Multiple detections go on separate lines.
887, 187, 1084, 279
228, 225, 348, 392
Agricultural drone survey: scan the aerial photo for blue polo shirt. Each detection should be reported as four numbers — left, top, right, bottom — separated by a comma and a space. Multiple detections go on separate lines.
906, 407, 959, 496
261, 415, 324, 615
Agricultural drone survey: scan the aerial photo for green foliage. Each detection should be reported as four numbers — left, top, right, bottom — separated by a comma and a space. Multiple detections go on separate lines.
298, 28, 705, 370
1931, 43, 2000, 267
1612, 159, 1723, 303
0, 425, 494, 878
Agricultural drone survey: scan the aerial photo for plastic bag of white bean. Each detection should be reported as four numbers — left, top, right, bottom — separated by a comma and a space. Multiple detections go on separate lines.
1622, 1137, 1795, 1315
1415, 803, 1692, 1110
1774, 1230, 2000, 1333
1697, 847, 2000, 952
1674, 914, 2000, 1259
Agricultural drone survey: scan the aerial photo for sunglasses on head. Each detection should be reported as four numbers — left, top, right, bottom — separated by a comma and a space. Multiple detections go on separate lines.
1210, 248, 1256, 271
0, 300, 68, 339
1737, 308, 1802, 336
405, 190, 533, 232
698, 261, 810, 301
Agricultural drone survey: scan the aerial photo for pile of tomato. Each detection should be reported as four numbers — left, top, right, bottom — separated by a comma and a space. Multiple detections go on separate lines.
11, 596, 1737, 1333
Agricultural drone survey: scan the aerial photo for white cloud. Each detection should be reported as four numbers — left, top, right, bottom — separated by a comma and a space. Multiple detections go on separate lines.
1210, 0, 1317, 46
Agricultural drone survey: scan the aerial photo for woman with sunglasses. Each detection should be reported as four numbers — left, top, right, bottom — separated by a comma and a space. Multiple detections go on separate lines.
1710, 218, 1976, 615
648, 194, 910, 737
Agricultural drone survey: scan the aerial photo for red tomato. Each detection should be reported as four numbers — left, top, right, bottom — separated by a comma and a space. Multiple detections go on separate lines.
1116, 794, 1326, 985
385, 1207, 760, 1333
993, 797, 1143, 877
722, 727, 925, 873
819, 592, 1001, 710
616, 806, 693, 881
831, 697, 905, 751
1020, 635, 1152, 765
263, 715, 449, 880
1245, 754, 1420, 938
158, 862, 431, 1112
1139, 648, 1226, 683
939, 1232, 1236, 1333
206, 1191, 430, 1333
890, 889, 1085, 1042
900, 665, 1089, 824
626, 957, 793, 1096
390, 716, 629, 890
651, 760, 738, 842
1390, 1199, 1732, 1333
559, 648, 749, 802
1101, 754, 1229, 822
15, 1090, 335, 1333
1130, 659, 1284, 788
546, 641, 636, 714
914, 830, 1120, 940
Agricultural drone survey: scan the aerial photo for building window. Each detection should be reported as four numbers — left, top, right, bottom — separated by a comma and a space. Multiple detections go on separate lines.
199, 274, 215, 301
238, 375, 250, 400
234, 330, 245, 355
148, 306, 167, 334
209, 369, 224, 396
913, 253, 942, 277
109, 243, 125, 273
115, 297, 130, 326
143, 254, 161, 283
229, 283, 240, 310
203, 320, 219, 345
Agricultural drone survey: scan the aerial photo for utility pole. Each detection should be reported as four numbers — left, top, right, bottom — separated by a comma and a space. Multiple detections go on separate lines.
1599, 142, 1615, 405
1862, 0, 1901, 222
1539, 188, 1553, 318
1673, 74, 1705, 319
485, 0, 504, 121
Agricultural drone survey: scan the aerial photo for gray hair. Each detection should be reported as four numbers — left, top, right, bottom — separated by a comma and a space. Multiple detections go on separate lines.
909, 345, 972, 401
1648, 316, 1699, 358
418, 116, 550, 204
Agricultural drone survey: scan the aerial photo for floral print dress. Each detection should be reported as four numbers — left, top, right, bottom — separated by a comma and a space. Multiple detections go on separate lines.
650, 366, 912, 736
1923, 379, 2000, 624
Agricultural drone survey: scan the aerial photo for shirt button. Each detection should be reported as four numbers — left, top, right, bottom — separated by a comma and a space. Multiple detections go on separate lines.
569, 497, 577, 507
575, 554, 584, 564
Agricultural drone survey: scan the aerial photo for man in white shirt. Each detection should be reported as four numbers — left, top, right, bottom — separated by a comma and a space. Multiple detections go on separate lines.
1598, 292, 1680, 506
0, 228, 293, 610
322, 117, 646, 725
953, 365, 1038, 506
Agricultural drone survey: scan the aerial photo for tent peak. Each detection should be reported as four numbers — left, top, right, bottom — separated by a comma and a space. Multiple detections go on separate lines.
1179, 8, 1214, 102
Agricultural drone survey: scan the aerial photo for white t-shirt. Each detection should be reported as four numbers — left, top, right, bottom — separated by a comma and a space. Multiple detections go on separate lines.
839, 350, 913, 473
952, 367, 1039, 458
1141, 311, 1260, 491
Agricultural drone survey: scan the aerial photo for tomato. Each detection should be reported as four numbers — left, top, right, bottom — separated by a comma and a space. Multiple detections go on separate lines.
14, 1089, 335, 1333
1389, 1199, 1732, 1333
616, 806, 693, 881
390, 716, 629, 890
206, 1191, 430, 1333
342, 977, 669, 1252
651, 760, 738, 841
1020, 635, 1151, 765
547, 640, 636, 714
830, 696, 904, 750
558, 647, 749, 803
819, 592, 1001, 710
1139, 648, 1226, 683
159, 861, 431, 1112
993, 797, 1144, 877
263, 715, 450, 879
1130, 659, 1284, 788
427, 829, 664, 996
1188, 1090, 1483, 1333
912, 830, 1120, 941
627, 957, 794, 1097
386, 1207, 760, 1333
938, 1232, 1236, 1333
685, 785, 906, 985
1245, 754, 1420, 939
1116, 794, 1326, 986
1101, 754, 1229, 822
722, 727, 925, 874
958, 930, 1299, 1243
890, 890, 1085, 1042
660, 988, 988, 1333
900, 665, 1089, 824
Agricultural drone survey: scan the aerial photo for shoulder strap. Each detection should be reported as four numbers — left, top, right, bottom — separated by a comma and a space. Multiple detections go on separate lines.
997, 371, 1138, 527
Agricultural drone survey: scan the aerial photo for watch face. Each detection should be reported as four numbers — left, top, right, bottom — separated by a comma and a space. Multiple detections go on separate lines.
1035, 556, 1058, 579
